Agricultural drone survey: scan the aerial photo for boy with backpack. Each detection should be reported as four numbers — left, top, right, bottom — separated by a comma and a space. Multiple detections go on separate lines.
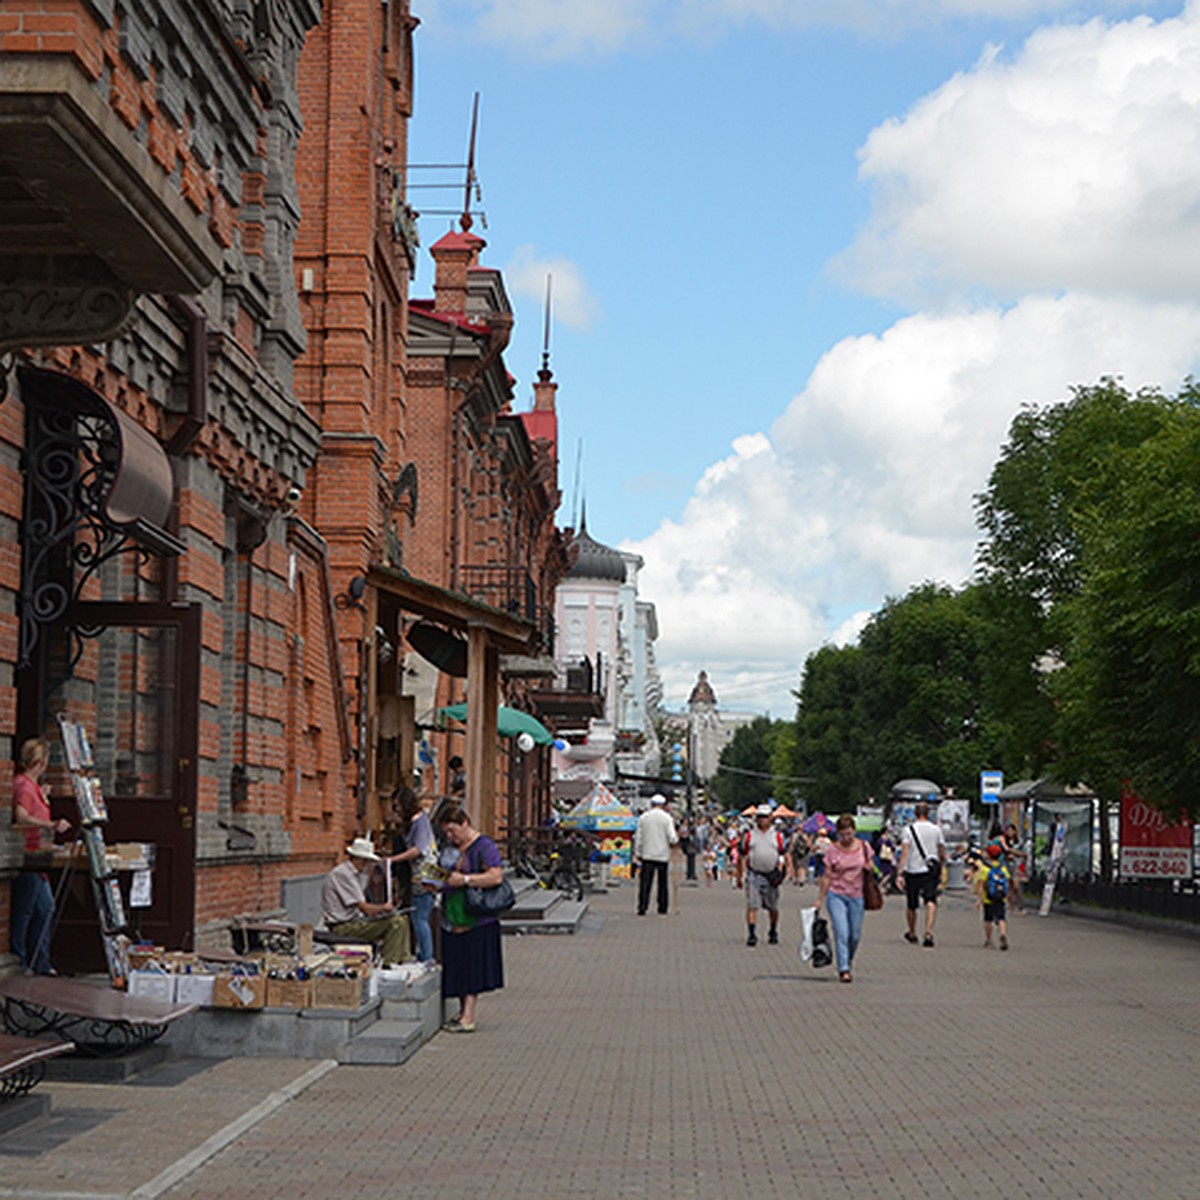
976, 843, 1011, 950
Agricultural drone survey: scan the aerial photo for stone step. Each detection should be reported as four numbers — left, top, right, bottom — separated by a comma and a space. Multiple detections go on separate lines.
338, 1018, 424, 1065
503, 897, 588, 936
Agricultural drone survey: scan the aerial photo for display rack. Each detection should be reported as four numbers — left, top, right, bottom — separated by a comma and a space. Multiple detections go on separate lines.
55, 714, 129, 986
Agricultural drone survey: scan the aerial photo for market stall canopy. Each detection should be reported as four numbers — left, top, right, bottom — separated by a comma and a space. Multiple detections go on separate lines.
439, 703, 554, 746
802, 812, 837, 835
560, 783, 637, 832
771, 805, 799, 819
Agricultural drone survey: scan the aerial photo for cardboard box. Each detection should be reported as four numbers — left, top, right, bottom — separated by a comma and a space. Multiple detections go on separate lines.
311, 971, 366, 1010
173, 973, 217, 1007
212, 972, 266, 1010
127, 946, 166, 971
266, 976, 312, 1009
128, 970, 174, 1002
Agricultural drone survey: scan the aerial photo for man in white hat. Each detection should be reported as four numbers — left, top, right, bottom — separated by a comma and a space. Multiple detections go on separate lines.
633, 794, 678, 915
737, 804, 789, 946
321, 836, 412, 964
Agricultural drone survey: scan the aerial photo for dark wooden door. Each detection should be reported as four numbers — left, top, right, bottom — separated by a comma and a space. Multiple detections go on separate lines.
50, 602, 201, 973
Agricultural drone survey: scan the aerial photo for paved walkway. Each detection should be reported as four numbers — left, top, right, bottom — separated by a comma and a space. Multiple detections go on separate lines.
1, 875, 1197, 1199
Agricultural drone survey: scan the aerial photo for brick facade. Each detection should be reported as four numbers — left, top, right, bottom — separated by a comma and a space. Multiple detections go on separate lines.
0, 0, 567, 972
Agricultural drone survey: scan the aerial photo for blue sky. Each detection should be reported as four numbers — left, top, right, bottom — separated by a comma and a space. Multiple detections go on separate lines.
408, 0, 1200, 717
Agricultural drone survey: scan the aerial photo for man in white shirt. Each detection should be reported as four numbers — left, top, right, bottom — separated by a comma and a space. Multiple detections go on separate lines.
634, 794, 679, 915
896, 801, 946, 947
736, 805, 789, 945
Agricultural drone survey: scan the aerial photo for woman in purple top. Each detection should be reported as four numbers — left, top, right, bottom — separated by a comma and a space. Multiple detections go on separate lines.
819, 814, 872, 983
438, 805, 505, 1033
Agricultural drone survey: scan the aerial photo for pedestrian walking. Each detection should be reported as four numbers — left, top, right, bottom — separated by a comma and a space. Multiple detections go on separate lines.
976, 843, 1011, 950
634, 794, 678, 915
736, 804, 788, 945
789, 828, 810, 885
680, 823, 698, 882
818, 814, 873, 982
896, 800, 946, 947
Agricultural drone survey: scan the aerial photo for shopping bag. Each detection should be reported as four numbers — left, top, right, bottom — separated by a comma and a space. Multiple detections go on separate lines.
800, 905, 816, 962
811, 913, 833, 969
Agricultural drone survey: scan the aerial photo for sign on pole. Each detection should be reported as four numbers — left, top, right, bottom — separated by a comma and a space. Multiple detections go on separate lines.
980, 770, 1003, 805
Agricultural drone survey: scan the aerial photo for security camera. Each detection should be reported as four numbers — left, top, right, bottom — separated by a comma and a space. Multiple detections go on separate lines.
284, 485, 302, 506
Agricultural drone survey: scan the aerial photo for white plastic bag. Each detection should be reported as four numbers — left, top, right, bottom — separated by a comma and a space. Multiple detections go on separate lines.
799, 905, 816, 962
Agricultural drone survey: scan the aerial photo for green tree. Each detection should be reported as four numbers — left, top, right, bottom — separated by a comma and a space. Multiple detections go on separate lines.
1053, 390, 1200, 819
974, 379, 1173, 778
857, 582, 999, 797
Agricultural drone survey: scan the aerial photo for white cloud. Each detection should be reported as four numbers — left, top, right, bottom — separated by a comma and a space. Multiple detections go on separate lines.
628, 294, 1200, 715
619, 3, 1200, 716
427, 0, 1149, 57
505, 245, 602, 331
841, 6, 1200, 303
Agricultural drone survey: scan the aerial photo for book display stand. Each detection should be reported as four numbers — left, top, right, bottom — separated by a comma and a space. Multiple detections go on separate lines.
55, 714, 130, 987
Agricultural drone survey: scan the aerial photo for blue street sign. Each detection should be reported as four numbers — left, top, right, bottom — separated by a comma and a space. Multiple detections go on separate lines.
980, 770, 1003, 805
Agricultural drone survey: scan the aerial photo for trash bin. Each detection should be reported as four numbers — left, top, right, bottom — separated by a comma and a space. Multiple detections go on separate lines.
589, 852, 612, 891
945, 858, 967, 890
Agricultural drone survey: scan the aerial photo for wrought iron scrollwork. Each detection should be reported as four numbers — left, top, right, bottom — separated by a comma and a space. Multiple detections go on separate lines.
1, 995, 165, 1058
18, 399, 143, 670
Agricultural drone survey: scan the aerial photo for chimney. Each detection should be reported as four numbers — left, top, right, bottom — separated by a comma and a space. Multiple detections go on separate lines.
431, 230, 485, 313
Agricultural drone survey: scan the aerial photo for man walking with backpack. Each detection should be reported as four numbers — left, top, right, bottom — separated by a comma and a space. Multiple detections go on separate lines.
976, 843, 1011, 950
737, 805, 789, 945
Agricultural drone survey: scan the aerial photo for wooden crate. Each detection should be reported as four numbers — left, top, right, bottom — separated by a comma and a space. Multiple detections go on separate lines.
310, 972, 365, 1010
265, 976, 312, 1009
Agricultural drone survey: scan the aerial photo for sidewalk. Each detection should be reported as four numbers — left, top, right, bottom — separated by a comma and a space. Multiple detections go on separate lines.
1, 874, 1197, 1199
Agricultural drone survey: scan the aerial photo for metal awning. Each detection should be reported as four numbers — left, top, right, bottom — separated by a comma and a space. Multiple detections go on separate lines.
19, 365, 182, 556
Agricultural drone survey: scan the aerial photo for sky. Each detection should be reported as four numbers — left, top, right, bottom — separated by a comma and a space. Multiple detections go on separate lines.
407, 0, 1200, 718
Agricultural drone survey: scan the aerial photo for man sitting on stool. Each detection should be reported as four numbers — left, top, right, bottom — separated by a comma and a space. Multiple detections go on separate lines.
321, 836, 412, 965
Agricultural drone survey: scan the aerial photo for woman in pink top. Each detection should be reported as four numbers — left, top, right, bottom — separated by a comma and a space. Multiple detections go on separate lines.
11, 738, 70, 975
818, 814, 873, 983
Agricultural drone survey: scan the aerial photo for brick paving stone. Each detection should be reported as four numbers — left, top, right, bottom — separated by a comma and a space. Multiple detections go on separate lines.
1, 880, 1197, 1199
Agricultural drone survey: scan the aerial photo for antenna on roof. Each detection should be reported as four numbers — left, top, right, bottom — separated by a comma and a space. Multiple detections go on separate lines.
540, 274, 553, 380
461, 92, 480, 233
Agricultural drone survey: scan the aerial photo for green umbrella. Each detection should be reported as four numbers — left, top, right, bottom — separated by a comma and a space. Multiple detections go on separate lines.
438, 703, 554, 746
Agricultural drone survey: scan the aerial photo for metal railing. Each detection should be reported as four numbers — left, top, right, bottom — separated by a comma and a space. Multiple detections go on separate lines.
1047, 876, 1200, 924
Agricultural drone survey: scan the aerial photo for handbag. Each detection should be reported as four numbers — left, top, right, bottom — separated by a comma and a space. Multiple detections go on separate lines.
862, 844, 884, 911
465, 876, 516, 915
764, 866, 786, 888
461, 837, 516, 915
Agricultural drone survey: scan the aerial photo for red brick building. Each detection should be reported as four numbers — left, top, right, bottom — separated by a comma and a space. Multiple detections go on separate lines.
0, 0, 567, 974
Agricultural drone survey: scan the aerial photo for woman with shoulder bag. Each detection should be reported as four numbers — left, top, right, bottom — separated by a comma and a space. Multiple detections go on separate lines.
818, 814, 872, 984
437, 804, 505, 1033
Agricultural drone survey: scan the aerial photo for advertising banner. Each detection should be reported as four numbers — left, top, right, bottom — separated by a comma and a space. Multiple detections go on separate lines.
1119, 791, 1193, 880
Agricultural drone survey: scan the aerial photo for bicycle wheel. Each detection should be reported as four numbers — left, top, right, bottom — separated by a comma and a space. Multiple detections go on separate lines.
551, 868, 583, 902
514, 854, 539, 880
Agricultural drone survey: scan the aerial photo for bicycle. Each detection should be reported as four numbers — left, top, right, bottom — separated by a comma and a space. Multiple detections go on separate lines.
512, 845, 583, 902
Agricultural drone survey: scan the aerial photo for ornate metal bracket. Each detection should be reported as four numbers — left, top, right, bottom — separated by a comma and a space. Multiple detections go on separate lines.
0, 995, 165, 1058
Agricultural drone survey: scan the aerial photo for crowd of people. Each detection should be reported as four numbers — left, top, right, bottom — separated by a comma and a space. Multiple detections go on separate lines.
632, 797, 1030, 984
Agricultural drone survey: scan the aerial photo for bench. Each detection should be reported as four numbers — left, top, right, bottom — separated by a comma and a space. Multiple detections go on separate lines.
0, 975, 197, 1058
0, 1033, 73, 1101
